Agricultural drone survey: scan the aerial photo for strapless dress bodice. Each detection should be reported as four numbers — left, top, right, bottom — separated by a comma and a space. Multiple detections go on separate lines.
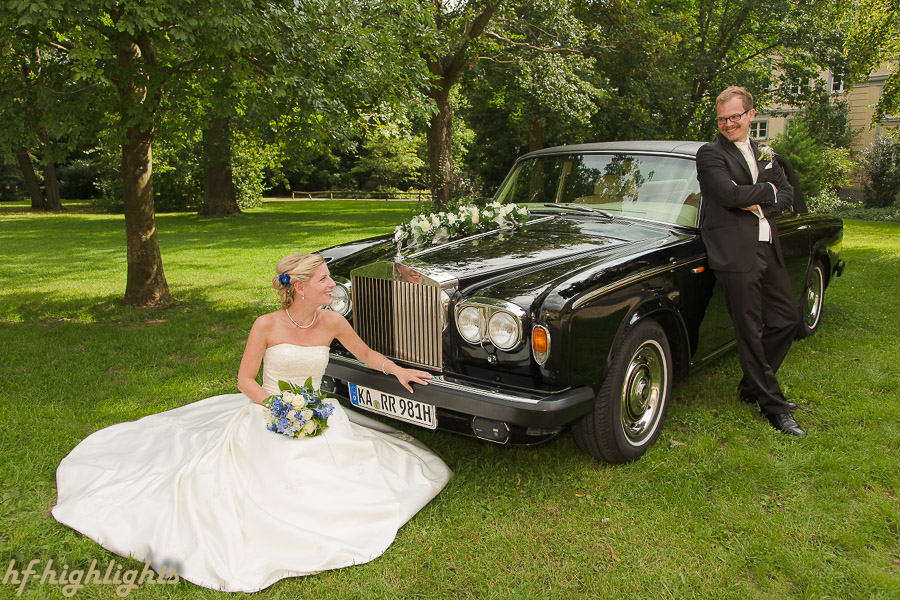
261, 344, 330, 394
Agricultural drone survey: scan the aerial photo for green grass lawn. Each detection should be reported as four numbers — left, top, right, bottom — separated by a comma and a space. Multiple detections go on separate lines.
1, 200, 898, 599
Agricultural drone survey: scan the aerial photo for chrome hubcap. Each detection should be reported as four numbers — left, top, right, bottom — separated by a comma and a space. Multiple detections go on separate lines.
620, 340, 666, 444
806, 265, 824, 329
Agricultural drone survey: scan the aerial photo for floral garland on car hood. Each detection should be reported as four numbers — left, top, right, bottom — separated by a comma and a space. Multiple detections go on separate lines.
394, 201, 529, 248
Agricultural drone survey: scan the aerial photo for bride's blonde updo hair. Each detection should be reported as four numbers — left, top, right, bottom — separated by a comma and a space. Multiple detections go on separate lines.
272, 253, 326, 308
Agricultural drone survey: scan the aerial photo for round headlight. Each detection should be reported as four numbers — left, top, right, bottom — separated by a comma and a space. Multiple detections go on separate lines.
488, 311, 521, 350
329, 283, 351, 316
457, 306, 485, 343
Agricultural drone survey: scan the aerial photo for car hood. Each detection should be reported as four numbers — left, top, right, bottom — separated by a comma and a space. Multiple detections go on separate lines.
328, 215, 680, 295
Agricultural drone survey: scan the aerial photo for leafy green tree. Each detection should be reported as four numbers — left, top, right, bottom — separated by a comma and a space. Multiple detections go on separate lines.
4, 0, 434, 305
350, 133, 427, 192
574, 0, 841, 142
671, 0, 845, 140
0, 20, 98, 210
461, 0, 604, 192
422, 0, 502, 208
843, 0, 900, 124
860, 136, 900, 207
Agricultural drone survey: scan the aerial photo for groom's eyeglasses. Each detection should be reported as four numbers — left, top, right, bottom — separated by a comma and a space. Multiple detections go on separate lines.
715, 109, 750, 125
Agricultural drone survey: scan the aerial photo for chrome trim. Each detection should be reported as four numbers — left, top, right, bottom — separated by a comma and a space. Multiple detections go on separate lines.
454, 298, 527, 350
621, 338, 667, 445
532, 324, 551, 365
457, 305, 486, 344
488, 311, 521, 350
328, 276, 352, 316
571, 256, 706, 310
330, 354, 542, 405
350, 261, 445, 371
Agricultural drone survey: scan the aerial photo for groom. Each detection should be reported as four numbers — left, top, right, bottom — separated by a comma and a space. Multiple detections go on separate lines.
696, 86, 805, 436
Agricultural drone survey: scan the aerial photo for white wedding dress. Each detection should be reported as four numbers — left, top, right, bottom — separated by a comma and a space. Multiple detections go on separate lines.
52, 344, 452, 592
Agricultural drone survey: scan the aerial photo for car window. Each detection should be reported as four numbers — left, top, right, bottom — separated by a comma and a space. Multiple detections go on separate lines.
500, 153, 701, 227
495, 156, 568, 205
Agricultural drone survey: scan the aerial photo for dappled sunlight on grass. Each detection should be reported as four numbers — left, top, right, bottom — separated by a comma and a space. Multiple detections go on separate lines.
1, 207, 899, 599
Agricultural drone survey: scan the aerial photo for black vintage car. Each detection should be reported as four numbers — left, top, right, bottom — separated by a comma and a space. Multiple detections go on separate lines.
316, 141, 845, 463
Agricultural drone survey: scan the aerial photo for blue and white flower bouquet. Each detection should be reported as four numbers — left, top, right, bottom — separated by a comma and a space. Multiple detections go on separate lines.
264, 378, 335, 439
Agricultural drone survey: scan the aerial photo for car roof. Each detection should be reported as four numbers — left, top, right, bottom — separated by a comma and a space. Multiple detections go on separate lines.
523, 140, 705, 158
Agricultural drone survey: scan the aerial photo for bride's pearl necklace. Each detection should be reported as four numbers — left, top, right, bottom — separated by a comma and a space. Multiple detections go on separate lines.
285, 308, 316, 329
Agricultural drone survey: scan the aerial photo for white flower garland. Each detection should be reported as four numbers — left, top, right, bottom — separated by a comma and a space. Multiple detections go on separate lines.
394, 201, 529, 248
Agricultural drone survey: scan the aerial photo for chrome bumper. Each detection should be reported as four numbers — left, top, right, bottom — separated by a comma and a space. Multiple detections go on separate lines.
323, 353, 596, 428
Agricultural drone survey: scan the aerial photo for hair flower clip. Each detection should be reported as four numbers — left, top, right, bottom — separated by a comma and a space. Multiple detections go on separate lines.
279, 274, 291, 286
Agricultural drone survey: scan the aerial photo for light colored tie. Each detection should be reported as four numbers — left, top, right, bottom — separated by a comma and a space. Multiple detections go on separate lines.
737, 141, 771, 241
737, 141, 759, 183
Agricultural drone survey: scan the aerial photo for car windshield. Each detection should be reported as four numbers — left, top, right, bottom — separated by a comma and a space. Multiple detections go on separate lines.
494, 153, 701, 227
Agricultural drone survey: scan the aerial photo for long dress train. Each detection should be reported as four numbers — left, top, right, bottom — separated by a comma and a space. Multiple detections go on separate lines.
51, 344, 452, 592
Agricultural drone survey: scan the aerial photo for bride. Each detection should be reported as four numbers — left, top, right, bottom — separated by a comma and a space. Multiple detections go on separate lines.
52, 253, 453, 593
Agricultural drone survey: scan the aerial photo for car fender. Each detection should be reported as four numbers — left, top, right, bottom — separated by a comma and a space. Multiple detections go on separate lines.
563, 289, 691, 395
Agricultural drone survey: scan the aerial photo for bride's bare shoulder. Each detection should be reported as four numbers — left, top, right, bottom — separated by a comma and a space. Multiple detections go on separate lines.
250, 310, 283, 332
317, 308, 348, 328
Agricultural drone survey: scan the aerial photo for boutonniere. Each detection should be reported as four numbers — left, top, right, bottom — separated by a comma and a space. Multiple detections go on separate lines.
758, 145, 775, 162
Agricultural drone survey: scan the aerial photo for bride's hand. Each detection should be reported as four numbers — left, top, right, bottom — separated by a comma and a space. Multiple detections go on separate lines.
392, 366, 432, 393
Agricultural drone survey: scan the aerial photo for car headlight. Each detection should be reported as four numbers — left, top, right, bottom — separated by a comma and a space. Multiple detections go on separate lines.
457, 305, 485, 343
456, 298, 526, 350
329, 281, 351, 316
488, 311, 520, 350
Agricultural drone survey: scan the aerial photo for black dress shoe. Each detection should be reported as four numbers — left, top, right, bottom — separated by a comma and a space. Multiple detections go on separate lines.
765, 412, 807, 437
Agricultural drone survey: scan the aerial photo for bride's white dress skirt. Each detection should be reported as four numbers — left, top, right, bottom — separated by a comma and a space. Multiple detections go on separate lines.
52, 345, 452, 592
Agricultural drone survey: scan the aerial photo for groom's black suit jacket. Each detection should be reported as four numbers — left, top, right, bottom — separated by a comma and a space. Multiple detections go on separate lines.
696, 133, 794, 272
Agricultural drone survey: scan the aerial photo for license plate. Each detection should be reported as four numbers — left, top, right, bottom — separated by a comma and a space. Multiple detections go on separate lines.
348, 382, 437, 429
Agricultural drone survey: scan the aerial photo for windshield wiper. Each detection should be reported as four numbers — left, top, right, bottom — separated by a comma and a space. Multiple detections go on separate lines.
542, 203, 614, 219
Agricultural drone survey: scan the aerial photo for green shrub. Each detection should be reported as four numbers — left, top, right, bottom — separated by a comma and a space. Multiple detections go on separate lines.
820, 145, 856, 192
770, 120, 829, 198
860, 136, 900, 208
349, 134, 426, 192
831, 204, 900, 222
807, 189, 851, 214
57, 157, 100, 199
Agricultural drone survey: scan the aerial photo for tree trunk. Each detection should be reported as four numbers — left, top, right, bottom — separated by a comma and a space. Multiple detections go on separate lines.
121, 120, 172, 306
15, 149, 45, 209
426, 86, 454, 210
199, 116, 240, 216
422, 1, 502, 210
39, 130, 62, 211
118, 36, 171, 306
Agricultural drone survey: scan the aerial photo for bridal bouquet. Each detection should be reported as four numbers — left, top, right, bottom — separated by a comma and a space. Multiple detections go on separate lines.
264, 378, 335, 439
394, 201, 529, 248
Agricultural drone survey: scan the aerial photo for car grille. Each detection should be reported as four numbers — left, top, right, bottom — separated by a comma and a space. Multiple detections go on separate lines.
351, 271, 443, 371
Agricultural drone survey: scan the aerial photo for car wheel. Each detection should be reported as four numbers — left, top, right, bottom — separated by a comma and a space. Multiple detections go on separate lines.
573, 319, 672, 463
797, 258, 826, 338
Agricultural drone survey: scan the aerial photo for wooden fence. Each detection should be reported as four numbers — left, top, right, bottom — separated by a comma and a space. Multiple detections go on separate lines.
290, 190, 429, 201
